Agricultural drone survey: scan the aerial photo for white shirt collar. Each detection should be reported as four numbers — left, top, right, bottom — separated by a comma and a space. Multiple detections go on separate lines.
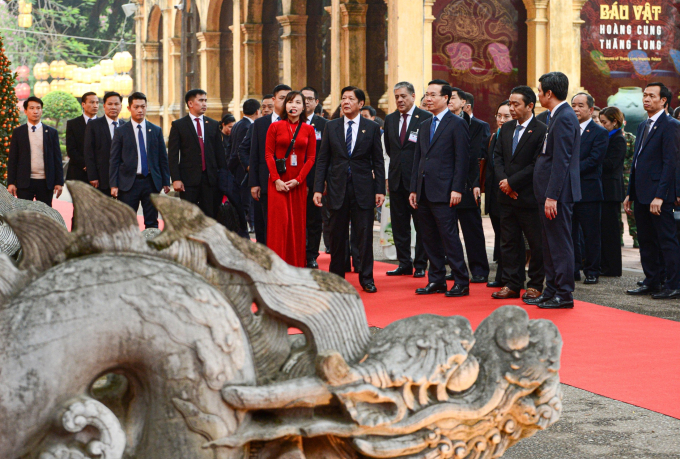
246, 116, 256, 124
519, 115, 533, 129
344, 112, 361, 126
131, 119, 146, 130
550, 100, 568, 114
579, 119, 591, 132
83, 114, 96, 123
105, 115, 119, 125
191, 113, 204, 123
272, 113, 281, 123
432, 109, 447, 123
28, 121, 42, 130
403, 105, 416, 118
648, 109, 664, 123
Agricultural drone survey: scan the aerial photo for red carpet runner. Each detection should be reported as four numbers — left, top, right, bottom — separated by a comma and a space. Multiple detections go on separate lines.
316, 254, 680, 420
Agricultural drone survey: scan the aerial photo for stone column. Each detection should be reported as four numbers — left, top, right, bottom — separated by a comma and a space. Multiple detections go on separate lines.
142, 42, 161, 124
170, 37, 182, 120
324, 0, 341, 112
162, 8, 174, 133
277, 14, 308, 90
340, 1, 368, 99
242, 23, 263, 103
229, 0, 242, 118
571, 0, 588, 96
196, 31, 224, 119
548, 0, 574, 90
134, 1, 144, 96
525, 0, 549, 91
423, 0, 435, 91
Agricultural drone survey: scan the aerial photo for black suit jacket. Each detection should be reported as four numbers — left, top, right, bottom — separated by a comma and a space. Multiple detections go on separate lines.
493, 116, 547, 209
306, 115, 328, 189
533, 103, 581, 204
247, 114, 276, 194
109, 120, 171, 193
485, 131, 500, 215
84, 117, 125, 190
459, 116, 490, 209
314, 116, 385, 210
602, 129, 626, 202
228, 117, 252, 183
577, 120, 608, 202
410, 111, 470, 203
8, 123, 63, 190
628, 112, 680, 204
383, 107, 432, 192
536, 110, 550, 124
65, 115, 90, 181
168, 115, 225, 187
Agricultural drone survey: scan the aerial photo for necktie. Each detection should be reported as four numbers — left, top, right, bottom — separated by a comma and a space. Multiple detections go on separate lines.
137, 125, 149, 176
346, 120, 354, 179
399, 113, 408, 145
429, 116, 438, 143
639, 119, 653, 151
512, 125, 524, 155
112, 121, 118, 128
545, 111, 551, 127
31, 126, 36, 133
195, 117, 206, 171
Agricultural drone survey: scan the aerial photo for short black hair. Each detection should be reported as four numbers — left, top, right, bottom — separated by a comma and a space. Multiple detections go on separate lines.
81, 92, 97, 104
242, 98, 261, 116
185, 88, 207, 105
510, 85, 537, 108
496, 99, 510, 113
646, 82, 672, 106
538, 72, 569, 101
571, 92, 595, 109
262, 94, 274, 101
450, 86, 466, 101
221, 114, 236, 125
674, 106, 680, 120
593, 106, 602, 112
428, 79, 452, 103
128, 92, 147, 105
103, 92, 122, 104
341, 86, 366, 105
24, 96, 43, 110
301, 86, 319, 100
361, 105, 376, 117
464, 92, 474, 108
314, 103, 322, 114
272, 84, 292, 96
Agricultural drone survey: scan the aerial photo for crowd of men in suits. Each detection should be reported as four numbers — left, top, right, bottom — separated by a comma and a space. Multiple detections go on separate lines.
5, 70, 680, 306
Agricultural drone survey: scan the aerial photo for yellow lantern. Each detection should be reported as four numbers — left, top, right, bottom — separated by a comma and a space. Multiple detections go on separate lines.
56, 60, 66, 79
73, 67, 82, 83
19, 0, 32, 14
39, 62, 50, 80
32, 81, 44, 98
49, 60, 59, 79
118, 74, 133, 96
64, 64, 75, 80
82, 68, 92, 84
90, 65, 102, 83
100, 75, 115, 92
70, 82, 81, 97
49, 79, 59, 93
119, 98, 130, 119
33, 62, 43, 80
37, 81, 50, 98
89, 83, 103, 98
18, 14, 32, 28
100, 59, 115, 76
62, 79, 73, 95
113, 51, 133, 74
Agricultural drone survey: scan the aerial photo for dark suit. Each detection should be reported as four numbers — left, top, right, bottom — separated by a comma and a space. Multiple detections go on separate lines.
65, 115, 92, 183
494, 116, 546, 292
305, 115, 328, 263
533, 102, 581, 300
572, 120, 608, 277
168, 115, 225, 218
383, 107, 432, 271
84, 116, 124, 197
628, 112, 680, 289
245, 114, 278, 243
110, 120, 171, 228
7, 123, 63, 207
227, 118, 255, 236
600, 128, 626, 276
456, 116, 490, 278
410, 110, 470, 286
485, 131, 503, 283
314, 116, 385, 286
536, 110, 550, 125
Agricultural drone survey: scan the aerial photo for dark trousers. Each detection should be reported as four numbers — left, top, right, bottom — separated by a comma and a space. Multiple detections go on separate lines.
500, 205, 544, 292
118, 175, 158, 229
572, 201, 602, 276
635, 201, 680, 289
417, 190, 469, 286
489, 213, 504, 283
322, 195, 331, 250
328, 181, 374, 286
180, 171, 219, 218
97, 187, 111, 198
306, 189, 323, 262
600, 201, 622, 276
457, 207, 490, 277
253, 193, 268, 244
390, 185, 427, 270
17, 179, 53, 207
540, 201, 575, 300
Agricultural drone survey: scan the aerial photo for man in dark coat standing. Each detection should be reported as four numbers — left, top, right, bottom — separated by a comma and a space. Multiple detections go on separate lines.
65, 91, 98, 183
383, 81, 432, 278
168, 89, 226, 218
84, 91, 124, 197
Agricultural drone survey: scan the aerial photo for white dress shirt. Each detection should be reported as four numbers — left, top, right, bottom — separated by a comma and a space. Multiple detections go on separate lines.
634, 109, 664, 166
83, 114, 96, 124
105, 115, 119, 139
191, 114, 205, 140
579, 119, 591, 135
27, 121, 45, 179
398, 105, 416, 134
272, 113, 281, 123
515, 115, 534, 143
131, 119, 147, 174
344, 113, 360, 154
550, 100, 569, 115
430, 109, 447, 135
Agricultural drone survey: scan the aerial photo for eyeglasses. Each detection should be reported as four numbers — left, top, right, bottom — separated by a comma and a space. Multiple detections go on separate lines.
495, 114, 513, 120
424, 93, 442, 98
304, 97, 316, 102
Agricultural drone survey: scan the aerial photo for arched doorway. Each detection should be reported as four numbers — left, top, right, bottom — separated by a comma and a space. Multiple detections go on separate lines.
219, 0, 234, 110
262, 0, 283, 95
186, 0, 202, 91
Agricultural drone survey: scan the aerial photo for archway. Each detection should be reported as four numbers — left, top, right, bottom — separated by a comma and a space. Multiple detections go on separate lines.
262, 0, 283, 95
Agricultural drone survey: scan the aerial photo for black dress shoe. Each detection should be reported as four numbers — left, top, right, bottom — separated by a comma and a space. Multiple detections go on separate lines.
416, 283, 447, 295
574, 271, 581, 281
487, 281, 504, 288
445, 272, 454, 281
626, 285, 662, 295
307, 259, 319, 269
523, 294, 553, 305
362, 282, 378, 293
470, 275, 488, 283
583, 275, 598, 285
651, 288, 680, 299
387, 266, 413, 276
538, 296, 574, 309
413, 268, 426, 278
445, 284, 470, 297
637, 280, 645, 286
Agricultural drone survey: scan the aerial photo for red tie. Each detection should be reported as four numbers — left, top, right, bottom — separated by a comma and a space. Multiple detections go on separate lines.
195, 117, 206, 171
399, 113, 408, 145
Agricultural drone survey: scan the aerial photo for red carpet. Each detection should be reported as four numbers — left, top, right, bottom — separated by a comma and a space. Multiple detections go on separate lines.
53, 199, 163, 231
316, 254, 680, 420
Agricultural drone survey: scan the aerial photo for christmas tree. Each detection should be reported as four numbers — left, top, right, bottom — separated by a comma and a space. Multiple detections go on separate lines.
0, 34, 21, 187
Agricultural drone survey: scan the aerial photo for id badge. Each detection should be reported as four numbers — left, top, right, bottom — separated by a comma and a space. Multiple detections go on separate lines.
408, 130, 418, 143
316, 130, 322, 140
541, 134, 548, 154
290, 154, 298, 166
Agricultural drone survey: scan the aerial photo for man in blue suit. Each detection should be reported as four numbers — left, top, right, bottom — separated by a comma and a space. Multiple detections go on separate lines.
110, 92, 171, 228
570, 93, 609, 285
409, 80, 470, 297
526, 72, 581, 309
624, 82, 680, 299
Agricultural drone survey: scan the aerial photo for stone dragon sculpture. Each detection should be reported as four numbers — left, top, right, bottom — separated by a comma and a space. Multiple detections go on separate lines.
0, 181, 562, 459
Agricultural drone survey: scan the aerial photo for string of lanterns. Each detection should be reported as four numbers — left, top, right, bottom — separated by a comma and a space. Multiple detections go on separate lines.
17, 0, 33, 28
